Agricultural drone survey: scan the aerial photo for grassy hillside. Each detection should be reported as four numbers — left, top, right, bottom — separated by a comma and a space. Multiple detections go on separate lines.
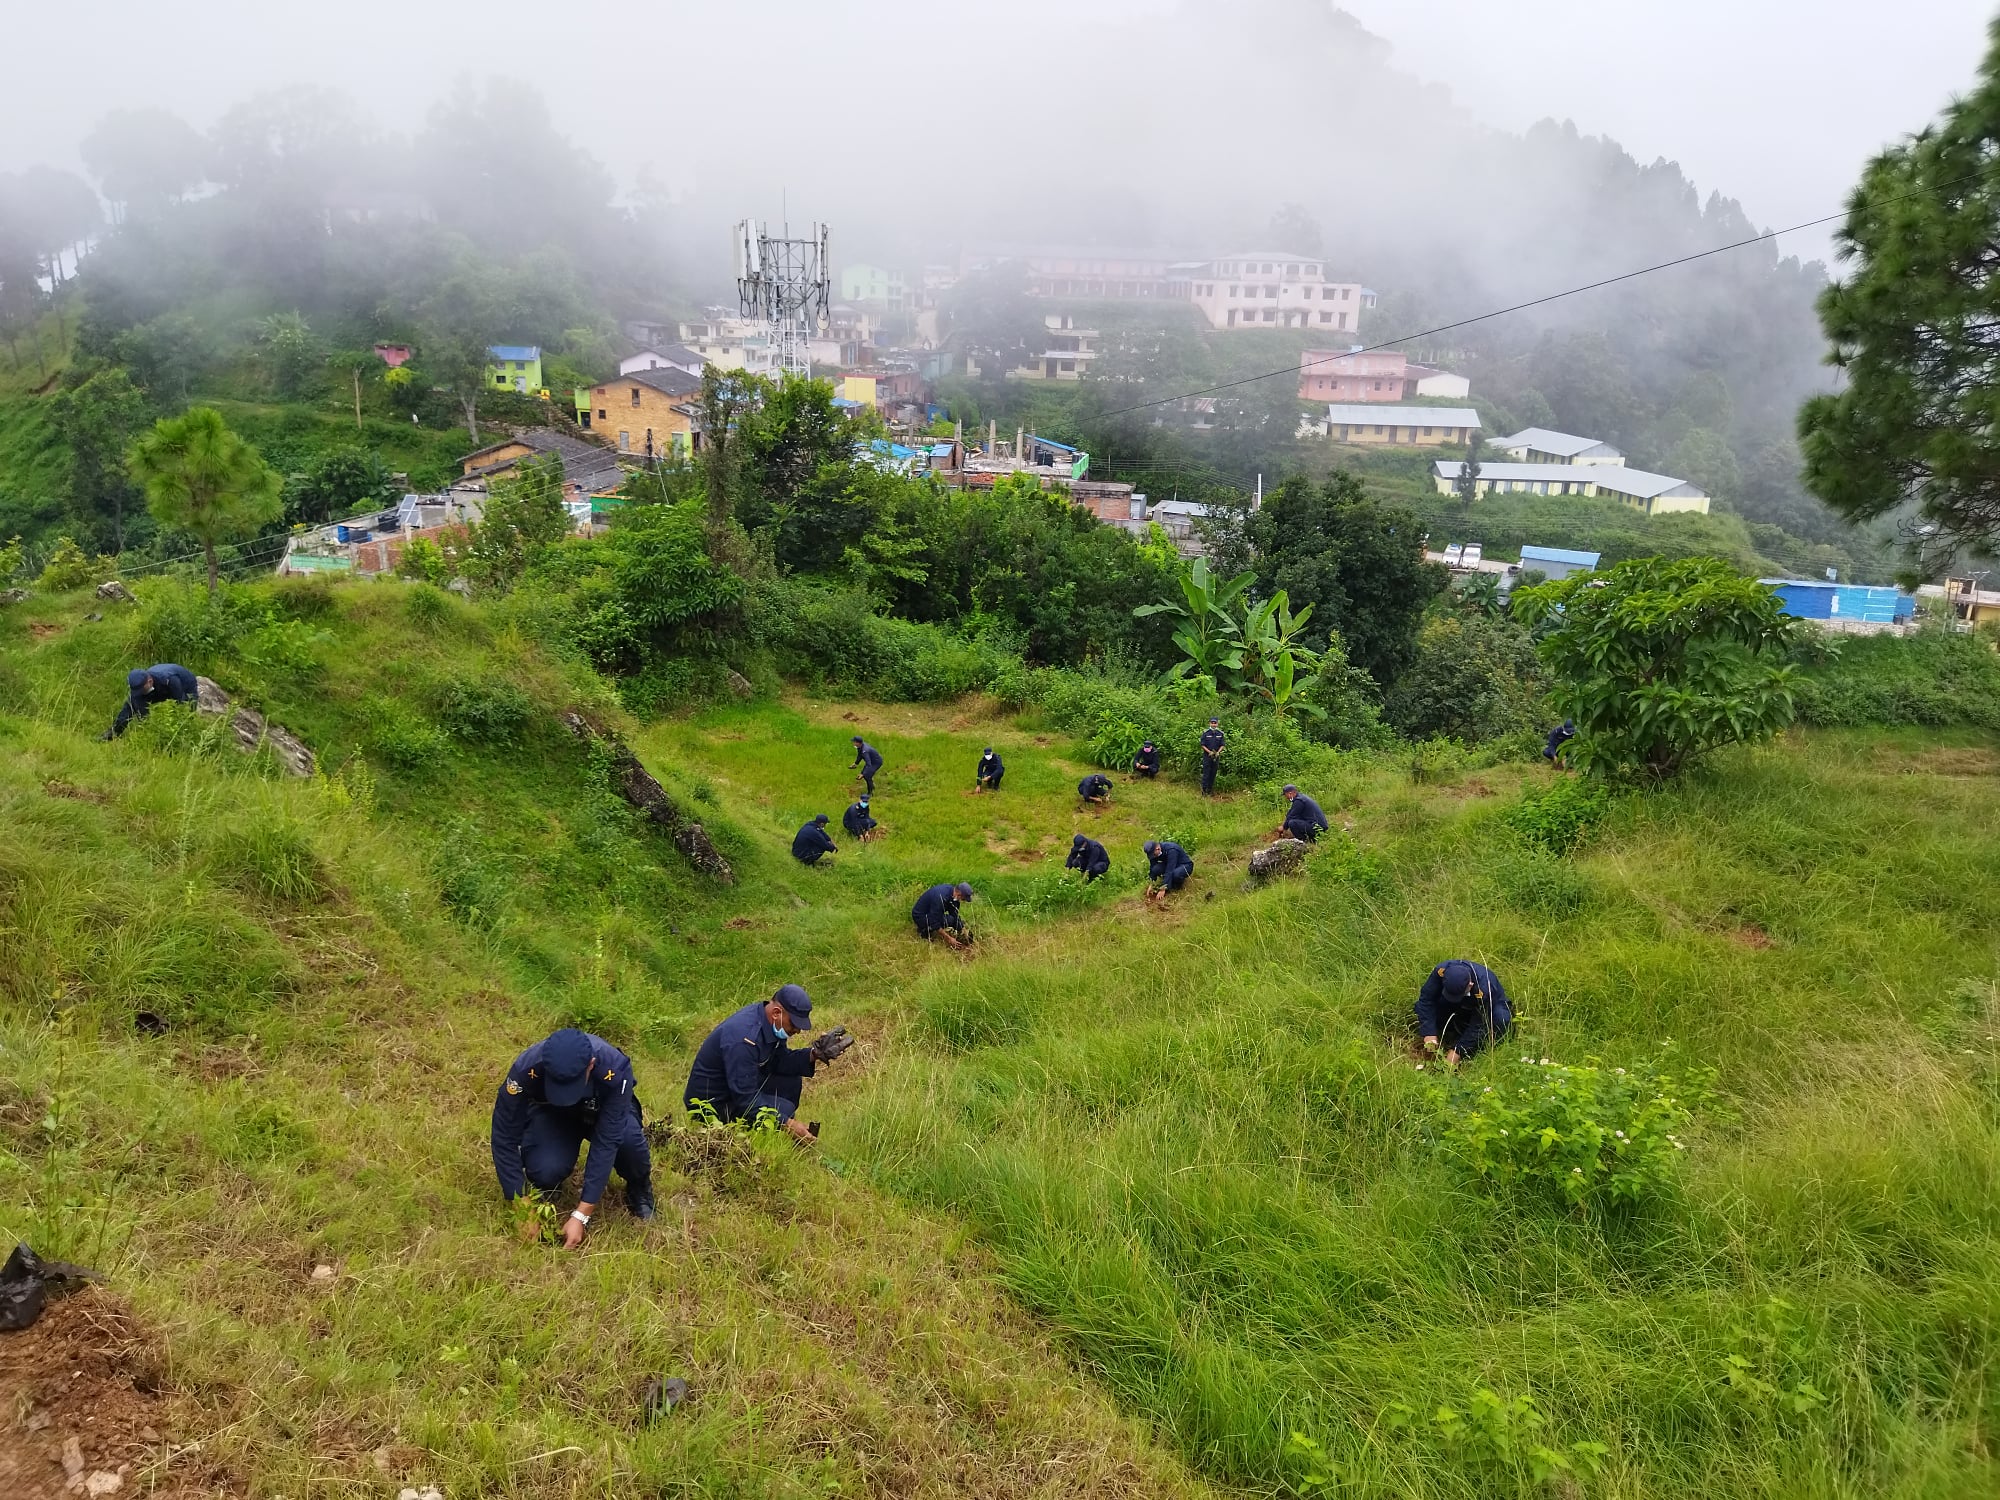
2, 574, 1997, 1497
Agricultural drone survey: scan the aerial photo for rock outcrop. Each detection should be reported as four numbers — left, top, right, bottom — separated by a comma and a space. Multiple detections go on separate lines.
561, 711, 733, 882
94, 580, 136, 603
193, 676, 317, 777
1248, 837, 1311, 880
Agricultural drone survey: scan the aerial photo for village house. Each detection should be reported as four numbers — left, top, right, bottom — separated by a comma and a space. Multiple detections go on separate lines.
1324, 404, 1480, 446
1432, 459, 1711, 516
1007, 314, 1099, 381
587, 366, 703, 459
1299, 349, 1410, 403
487, 345, 542, 393
458, 427, 627, 499
1493, 428, 1627, 466
619, 344, 705, 378
1187, 252, 1371, 332
372, 342, 412, 368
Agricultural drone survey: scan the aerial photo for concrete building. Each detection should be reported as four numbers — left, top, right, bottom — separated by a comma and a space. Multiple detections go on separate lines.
619, 344, 704, 378
1406, 364, 1470, 400
1187, 252, 1369, 332
1432, 460, 1711, 516
1519, 545, 1601, 580
1008, 314, 1099, 381
840, 264, 908, 311
486, 345, 542, 393
1326, 404, 1480, 446
1301, 350, 1409, 403
1495, 428, 1625, 466
587, 366, 702, 460
963, 246, 1190, 301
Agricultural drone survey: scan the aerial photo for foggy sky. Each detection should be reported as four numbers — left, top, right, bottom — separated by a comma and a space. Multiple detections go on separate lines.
4, 0, 1992, 272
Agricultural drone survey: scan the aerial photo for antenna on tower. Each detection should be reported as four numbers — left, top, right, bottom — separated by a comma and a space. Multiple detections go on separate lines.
734, 217, 831, 380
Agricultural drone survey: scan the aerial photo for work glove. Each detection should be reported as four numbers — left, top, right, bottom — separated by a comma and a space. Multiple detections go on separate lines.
809, 1026, 853, 1063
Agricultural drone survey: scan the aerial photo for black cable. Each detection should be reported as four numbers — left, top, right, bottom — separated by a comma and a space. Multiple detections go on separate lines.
1093, 168, 1988, 421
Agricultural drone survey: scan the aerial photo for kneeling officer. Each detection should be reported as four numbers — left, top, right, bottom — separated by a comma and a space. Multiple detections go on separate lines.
1067, 833, 1110, 883
101, 662, 199, 740
491, 1027, 654, 1249
1416, 959, 1513, 1066
684, 984, 853, 1144
792, 813, 837, 865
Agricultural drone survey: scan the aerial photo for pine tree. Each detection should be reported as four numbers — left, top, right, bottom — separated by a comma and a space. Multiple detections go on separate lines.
1455, 432, 1484, 507
126, 407, 281, 594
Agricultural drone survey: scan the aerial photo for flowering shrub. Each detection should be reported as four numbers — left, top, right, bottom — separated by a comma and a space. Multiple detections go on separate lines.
1448, 1048, 1716, 1208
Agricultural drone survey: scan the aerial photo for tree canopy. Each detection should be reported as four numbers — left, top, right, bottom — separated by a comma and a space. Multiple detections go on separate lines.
126, 406, 283, 594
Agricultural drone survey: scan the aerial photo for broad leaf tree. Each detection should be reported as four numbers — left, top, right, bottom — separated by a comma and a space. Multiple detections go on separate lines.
1135, 556, 1251, 692
1512, 557, 1797, 780
127, 407, 282, 594
1799, 20, 2000, 561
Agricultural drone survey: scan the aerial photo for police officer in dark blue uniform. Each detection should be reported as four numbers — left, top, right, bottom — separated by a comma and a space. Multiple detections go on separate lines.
1066, 833, 1110, 883
491, 1028, 653, 1249
1543, 719, 1577, 764
1078, 773, 1114, 805
912, 881, 974, 947
975, 747, 1004, 792
792, 813, 837, 865
1199, 718, 1225, 795
850, 736, 884, 794
100, 663, 199, 740
1132, 741, 1161, 778
843, 797, 877, 839
1415, 960, 1513, 1066
1143, 838, 1193, 899
1280, 784, 1329, 842
684, 984, 853, 1144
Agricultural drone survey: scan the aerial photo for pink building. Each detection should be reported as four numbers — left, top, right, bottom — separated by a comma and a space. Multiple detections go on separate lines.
373, 343, 413, 368
1299, 349, 1407, 403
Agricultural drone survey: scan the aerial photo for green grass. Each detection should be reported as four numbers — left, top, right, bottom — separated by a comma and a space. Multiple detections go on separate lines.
2, 575, 1997, 1498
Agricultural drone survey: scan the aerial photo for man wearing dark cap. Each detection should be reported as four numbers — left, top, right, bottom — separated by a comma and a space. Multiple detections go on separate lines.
1280, 784, 1328, 843
684, 985, 853, 1144
842, 796, 878, 840
1077, 772, 1114, 805
975, 746, 1005, 792
1132, 741, 1161, 779
1143, 838, 1193, 899
1415, 960, 1513, 1066
850, 736, 884, 794
1198, 717, 1225, 795
491, 1027, 654, 1248
912, 881, 974, 947
100, 662, 199, 740
791, 813, 837, 866
1066, 832, 1110, 883
1543, 719, 1577, 764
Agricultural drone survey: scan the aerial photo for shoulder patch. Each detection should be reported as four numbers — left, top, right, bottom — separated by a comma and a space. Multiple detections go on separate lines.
505, 1078, 522, 1095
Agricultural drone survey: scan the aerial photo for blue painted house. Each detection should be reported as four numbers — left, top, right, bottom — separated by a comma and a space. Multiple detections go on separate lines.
1762, 579, 1915, 624
1518, 544, 1600, 580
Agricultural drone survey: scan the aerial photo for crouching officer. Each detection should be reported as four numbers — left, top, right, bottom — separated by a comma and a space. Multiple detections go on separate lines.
100, 662, 199, 740
1132, 741, 1161, 778
1416, 959, 1513, 1066
913, 881, 974, 947
684, 984, 853, 1144
1078, 772, 1114, 805
792, 813, 837, 866
1067, 832, 1110, 883
1543, 719, 1577, 764
491, 1027, 654, 1248
1280, 784, 1328, 843
1143, 838, 1193, 899
975, 747, 1005, 792
843, 797, 878, 840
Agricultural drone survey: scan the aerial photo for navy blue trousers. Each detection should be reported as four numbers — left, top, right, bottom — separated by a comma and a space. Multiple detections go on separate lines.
521, 1103, 652, 1195
685, 1072, 802, 1124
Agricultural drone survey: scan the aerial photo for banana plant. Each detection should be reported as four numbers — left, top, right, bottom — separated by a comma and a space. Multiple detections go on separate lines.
1134, 557, 1254, 692
1240, 589, 1326, 718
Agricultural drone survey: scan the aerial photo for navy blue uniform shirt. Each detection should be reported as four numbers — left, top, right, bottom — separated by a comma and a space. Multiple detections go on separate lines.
842, 801, 876, 836
1285, 792, 1329, 834
1067, 835, 1110, 877
1148, 841, 1193, 884
851, 742, 883, 775
792, 819, 837, 862
684, 1000, 817, 1122
490, 1032, 640, 1204
912, 883, 964, 935
1415, 961, 1512, 1042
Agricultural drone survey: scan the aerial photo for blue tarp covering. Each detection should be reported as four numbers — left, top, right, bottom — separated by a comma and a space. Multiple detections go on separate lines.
1764, 579, 1914, 623
1520, 545, 1601, 568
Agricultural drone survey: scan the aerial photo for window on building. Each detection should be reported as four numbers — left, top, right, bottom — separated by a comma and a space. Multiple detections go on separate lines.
1265, 286, 1277, 298
1227, 310, 1237, 327
1263, 309, 1275, 322
1319, 311, 1332, 323
630, 387, 641, 406
1337, 314, 1348, 329
1374, 425, 1385, 435
598, 409, 608, 421
1424, 427, 1433, 436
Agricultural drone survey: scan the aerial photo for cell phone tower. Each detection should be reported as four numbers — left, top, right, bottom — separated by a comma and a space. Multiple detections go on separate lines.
734, 218, 831, 380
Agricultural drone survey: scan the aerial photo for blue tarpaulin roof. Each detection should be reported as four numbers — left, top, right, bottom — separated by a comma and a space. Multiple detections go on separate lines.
1028, 435, 1078, 453
488, 345, 541, 361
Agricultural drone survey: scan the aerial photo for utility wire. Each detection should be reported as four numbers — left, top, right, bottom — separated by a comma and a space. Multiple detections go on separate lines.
1095, 169, 1981, 421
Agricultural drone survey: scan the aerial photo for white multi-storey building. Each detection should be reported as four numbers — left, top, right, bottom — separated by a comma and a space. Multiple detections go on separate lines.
1184, 252, 1372, 332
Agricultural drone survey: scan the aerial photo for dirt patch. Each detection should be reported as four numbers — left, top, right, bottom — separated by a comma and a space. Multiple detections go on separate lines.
1009, 847, 1042, 864
1462, 778, 1497, 798
1729, 922, 1774, 949
42, 781, 109, 805
723, 915, 762, 931
1899, 747, 2000, 777
0, 1289, 214, 1499
27, 623, 61, 641
1033, 736, 1051, 747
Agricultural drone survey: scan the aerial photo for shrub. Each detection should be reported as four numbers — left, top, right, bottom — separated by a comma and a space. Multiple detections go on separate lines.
0, 534, 26, 584
130, 577, 265, 666
366, 696, 450, 770
1502, 777, 1613, 855
397, 537, 453, 588
404, 581, 454, 626
1408, 737, 1468, 785
38, 536, 107, 592
268, 575, 339, 621
1792, 624, 2000, 730
1447, 1048, 1716, 1209
206, 814, 328, 903
241, 619, 334, 681
433, 678, 536, 745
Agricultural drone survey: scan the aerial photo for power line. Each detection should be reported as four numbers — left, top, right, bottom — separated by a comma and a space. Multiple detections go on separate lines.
1095, 170, 1980, 421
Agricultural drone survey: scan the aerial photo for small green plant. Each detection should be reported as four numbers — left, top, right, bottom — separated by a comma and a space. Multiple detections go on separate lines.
1284, 1428, 1338, 1494
1448, 1048, 1716, 1209
0, 534, 24, 584
207, 815, 327, 903
433, 678, 537, 745
1493, 846, 1594, 919
399, 539, 453, 589
367, 696, 450, 770
1718, 1296, 1829, 1420
512, 1190, 560, 1246
37, 535, 106, 592
1409, 737, 1468, 785
1502, 777, 1613, 855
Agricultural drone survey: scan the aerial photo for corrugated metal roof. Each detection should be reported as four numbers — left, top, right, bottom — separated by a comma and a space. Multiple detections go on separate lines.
1327, 404, 1480, 428
1497, 427, 1619, 458
1434, 460, 1699, 499
1521, 545, 1601, 567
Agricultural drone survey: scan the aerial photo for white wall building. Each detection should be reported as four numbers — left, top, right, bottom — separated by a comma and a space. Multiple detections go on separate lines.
1494, 428, 1626, 466
1184, 251, 1372, 332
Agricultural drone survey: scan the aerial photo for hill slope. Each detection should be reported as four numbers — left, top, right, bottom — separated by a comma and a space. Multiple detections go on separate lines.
1, 574, 1997, 1498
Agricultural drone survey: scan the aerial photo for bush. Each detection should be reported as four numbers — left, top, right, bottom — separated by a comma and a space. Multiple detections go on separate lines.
38, 536, 109, 592
1492, 846, 1594, 919
241, 619, 334, 681
404, 581, 454, 626
397, 537, 453, 588
206, 816, 328, 903
1502, 778, 1614, 855
130, 578, 266, 667
1792, 624, 2000, 730
433, 678, 537, 745
366, 696, 450, 770
268, 575, 340, 621
1446, 1048, 1716, 1209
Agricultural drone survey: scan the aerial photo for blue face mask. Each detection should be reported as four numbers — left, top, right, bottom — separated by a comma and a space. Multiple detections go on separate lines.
772, 1022, 789, 1040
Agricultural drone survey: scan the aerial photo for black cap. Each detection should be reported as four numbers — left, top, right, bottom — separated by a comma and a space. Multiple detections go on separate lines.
1141, 741, 1154, 748
1209, 716, 1220, 725
1143, 839, 1160, 855
1072, 832, 1086, 846
983, 746, 994, 754
858, 796, 869, 807
540, 1028, 594, 1107
1282, 784, 1298, 796
773, 983, 812, 1031
1440, 961, 1475, 998
851, 734, 863, 743
812, 812, 829, 824
954, 882, 974, 899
